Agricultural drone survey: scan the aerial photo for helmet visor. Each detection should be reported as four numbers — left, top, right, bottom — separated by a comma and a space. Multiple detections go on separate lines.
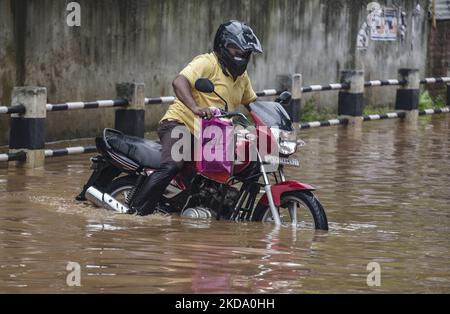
226, 44, 252, 59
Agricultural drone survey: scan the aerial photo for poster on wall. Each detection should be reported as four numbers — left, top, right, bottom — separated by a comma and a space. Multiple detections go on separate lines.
357, 2, 405, 50
370, 7, 399, 41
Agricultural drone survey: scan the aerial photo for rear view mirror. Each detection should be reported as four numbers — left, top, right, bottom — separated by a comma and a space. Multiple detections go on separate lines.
275, 91, 292, 105
195, 78, 215, 93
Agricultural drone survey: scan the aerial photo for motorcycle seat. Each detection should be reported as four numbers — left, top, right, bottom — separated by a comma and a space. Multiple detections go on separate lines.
105, 129, 161, 169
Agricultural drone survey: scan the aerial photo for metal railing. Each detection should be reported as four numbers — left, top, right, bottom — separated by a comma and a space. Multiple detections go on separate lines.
1, 68, 449, 167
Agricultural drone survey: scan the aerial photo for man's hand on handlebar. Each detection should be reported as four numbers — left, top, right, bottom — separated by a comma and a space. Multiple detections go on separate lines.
193, 106, 214, 119
193, 106, 248, 122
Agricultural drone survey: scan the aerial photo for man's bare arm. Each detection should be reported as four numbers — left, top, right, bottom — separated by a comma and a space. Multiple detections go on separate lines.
172, 75, 212, 118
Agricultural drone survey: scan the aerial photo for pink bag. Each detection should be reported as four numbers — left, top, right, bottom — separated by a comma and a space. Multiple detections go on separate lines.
199, 116, 234, 174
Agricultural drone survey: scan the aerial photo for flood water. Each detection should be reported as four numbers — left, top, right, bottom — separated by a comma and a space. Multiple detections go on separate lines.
1, 114, 449, 293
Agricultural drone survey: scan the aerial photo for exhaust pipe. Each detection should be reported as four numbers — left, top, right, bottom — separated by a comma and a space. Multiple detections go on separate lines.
85, 186, 129, 214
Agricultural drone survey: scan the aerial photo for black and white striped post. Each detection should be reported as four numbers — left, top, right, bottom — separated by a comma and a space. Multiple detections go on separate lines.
338, 70, 365, 128
44, 146, 97, 158
9, 87, 47, 168
395, 68, 420, 124
46, 99, 127, 111
0, 151, 27, 163
115, 83, 145, 137
276, 74, 302, 122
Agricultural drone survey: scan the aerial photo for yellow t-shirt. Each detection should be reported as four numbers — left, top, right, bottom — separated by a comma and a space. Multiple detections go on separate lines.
161, 52, 257, 134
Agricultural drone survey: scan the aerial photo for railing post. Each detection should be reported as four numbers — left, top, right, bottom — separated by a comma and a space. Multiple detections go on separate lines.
115, 82, 145, 137
276, 74, 301, 122
447, 66, 450, 107
290, 74, 302, 123
9, 86, 47, 168
395, 68, 420, 124
338, 70, 364, 128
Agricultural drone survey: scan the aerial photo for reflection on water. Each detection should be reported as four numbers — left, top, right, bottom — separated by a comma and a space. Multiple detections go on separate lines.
1, 115, 449, 293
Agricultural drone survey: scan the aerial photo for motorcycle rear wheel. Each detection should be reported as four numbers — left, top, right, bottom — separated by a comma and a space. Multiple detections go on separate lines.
251, 191, 328, 230
104, 176, 177, 211
105, 176, 137, 206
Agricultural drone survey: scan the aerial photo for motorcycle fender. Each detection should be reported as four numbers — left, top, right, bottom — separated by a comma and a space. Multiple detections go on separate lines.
76, 157, 121, 201
258, 180, 315, 206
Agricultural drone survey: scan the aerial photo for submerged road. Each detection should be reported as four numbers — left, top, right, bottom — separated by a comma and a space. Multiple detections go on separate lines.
0, 114, 449, 293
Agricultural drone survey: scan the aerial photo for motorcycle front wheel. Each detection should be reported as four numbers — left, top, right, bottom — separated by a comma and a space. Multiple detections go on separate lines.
251, 191, 328, 230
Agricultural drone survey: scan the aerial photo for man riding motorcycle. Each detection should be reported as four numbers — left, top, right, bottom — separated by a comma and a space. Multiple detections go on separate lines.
130, 20, 263, 215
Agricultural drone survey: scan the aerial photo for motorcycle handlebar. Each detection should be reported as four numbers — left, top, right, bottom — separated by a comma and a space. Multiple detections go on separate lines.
202, 108, 250, 125
217, 112, 250, 123
216, 111, 241, 118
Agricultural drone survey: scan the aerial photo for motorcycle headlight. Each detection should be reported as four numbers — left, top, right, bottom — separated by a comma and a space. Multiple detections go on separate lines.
279, 129, 298, 156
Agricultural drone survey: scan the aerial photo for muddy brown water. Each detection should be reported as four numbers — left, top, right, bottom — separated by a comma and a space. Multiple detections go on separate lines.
1, 115, 449, 293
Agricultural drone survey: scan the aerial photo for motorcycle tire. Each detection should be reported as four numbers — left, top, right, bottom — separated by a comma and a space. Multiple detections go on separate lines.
104, 176, 138, 206
251, 191, 328, 230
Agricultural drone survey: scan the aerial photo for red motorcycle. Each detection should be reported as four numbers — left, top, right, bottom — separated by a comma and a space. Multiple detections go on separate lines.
76, 79, 328, 229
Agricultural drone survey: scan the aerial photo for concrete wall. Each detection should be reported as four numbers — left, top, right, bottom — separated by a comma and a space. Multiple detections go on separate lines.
0, 0, 16, 144
427, 19, 450, 97
0, 0, 430, 145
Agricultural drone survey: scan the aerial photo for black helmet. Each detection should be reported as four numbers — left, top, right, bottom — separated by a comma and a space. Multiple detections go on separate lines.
214, 20, 263, 79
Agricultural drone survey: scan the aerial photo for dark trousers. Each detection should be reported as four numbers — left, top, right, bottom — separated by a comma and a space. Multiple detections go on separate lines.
132, 120, 192, 214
